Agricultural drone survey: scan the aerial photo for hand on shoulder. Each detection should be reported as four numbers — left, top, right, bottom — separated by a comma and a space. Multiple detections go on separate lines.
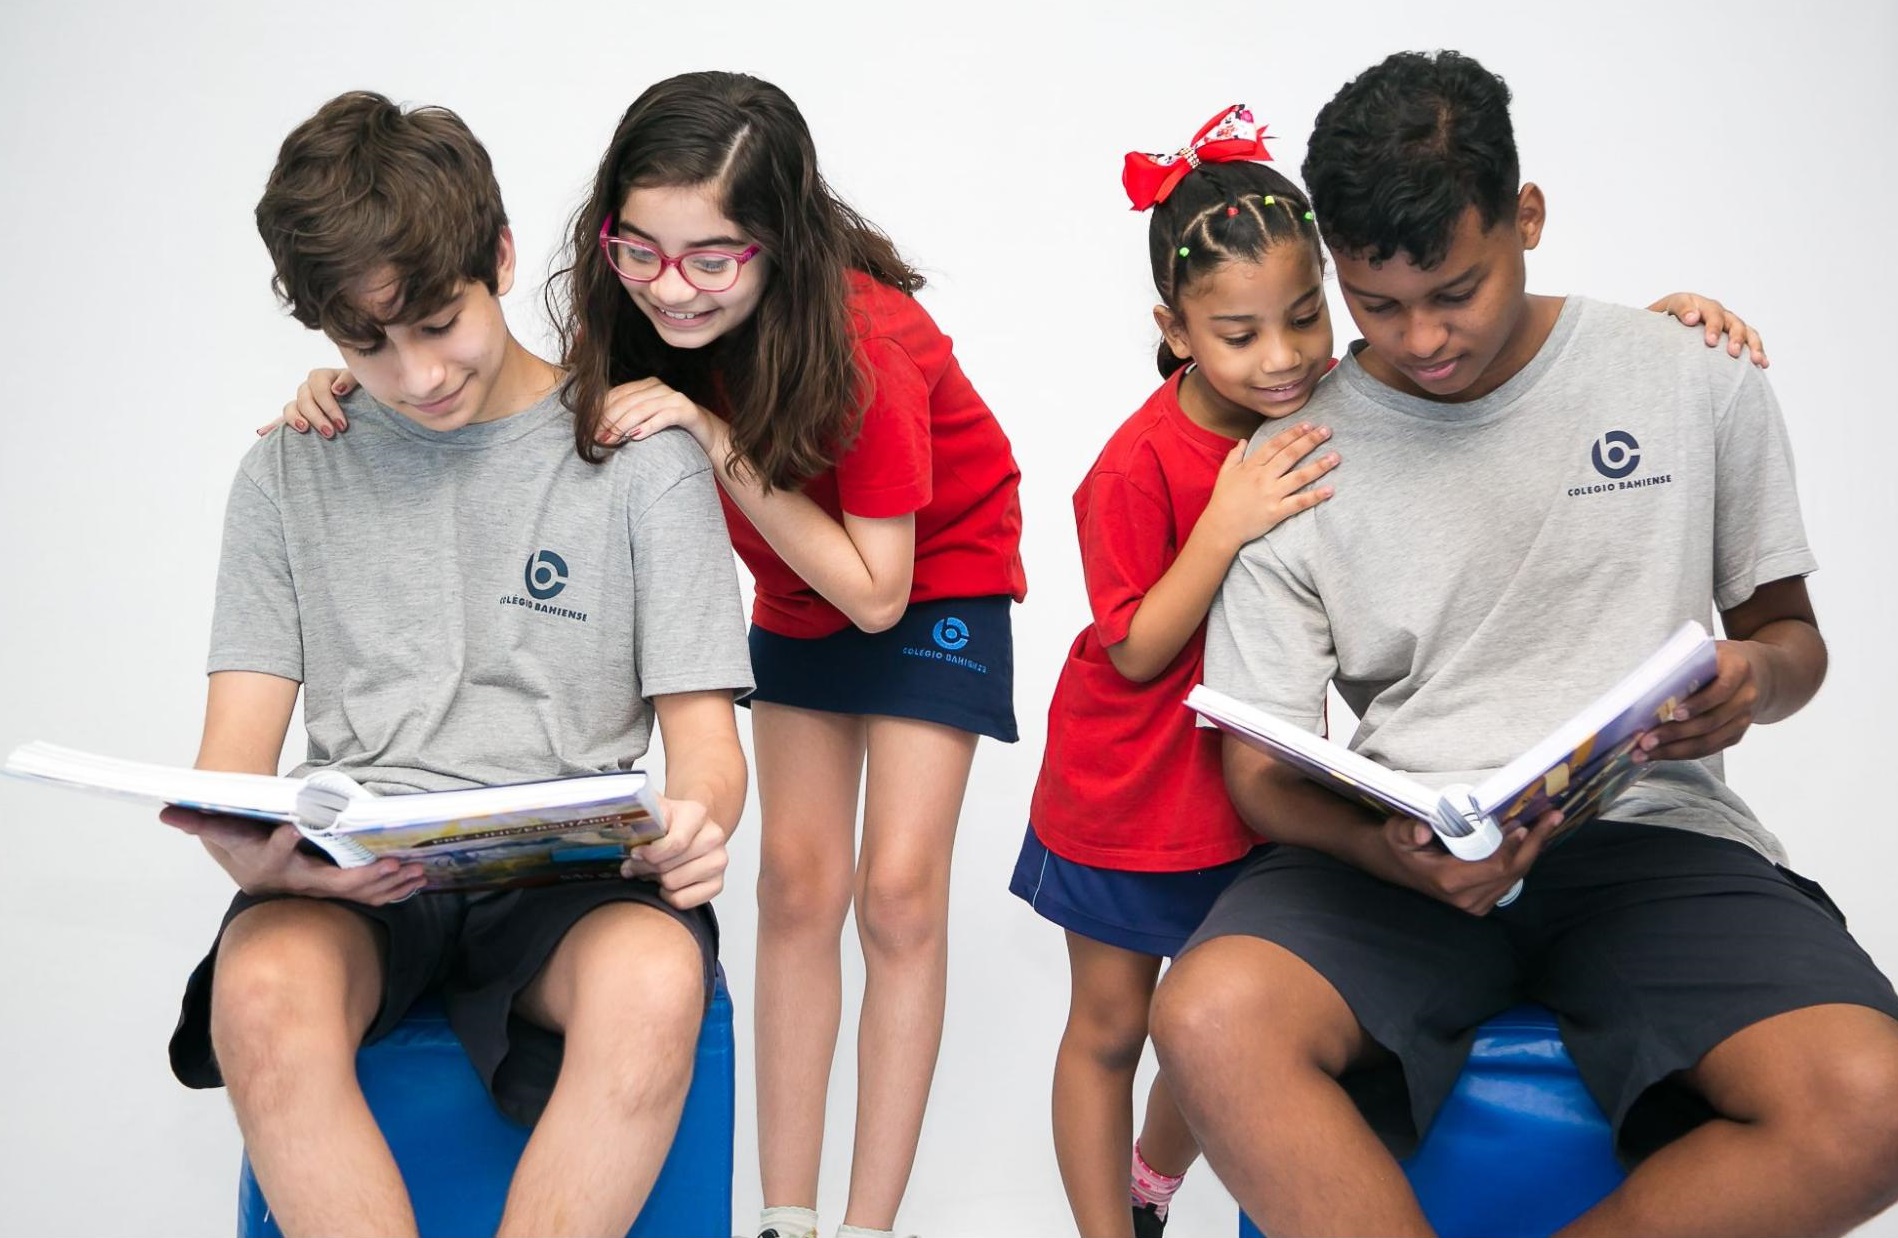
1648, 293, 1768, 368
257, 369, 357, 438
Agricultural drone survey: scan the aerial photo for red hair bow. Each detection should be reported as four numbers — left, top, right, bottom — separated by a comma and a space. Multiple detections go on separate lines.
1122, 104, 1273, 211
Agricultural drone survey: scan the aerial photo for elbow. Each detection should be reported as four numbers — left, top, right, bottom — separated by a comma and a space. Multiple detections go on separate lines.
1105, 643, 1161, 684
851, 594, 910, 635
1221, 746, 1302, 838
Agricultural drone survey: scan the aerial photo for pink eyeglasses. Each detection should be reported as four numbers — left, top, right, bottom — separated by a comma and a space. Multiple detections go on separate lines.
598, 217, 762, 294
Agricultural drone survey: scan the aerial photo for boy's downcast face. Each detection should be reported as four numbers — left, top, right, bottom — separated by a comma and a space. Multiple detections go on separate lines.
1330, 189, 1544, 404
335, 238, 517, 431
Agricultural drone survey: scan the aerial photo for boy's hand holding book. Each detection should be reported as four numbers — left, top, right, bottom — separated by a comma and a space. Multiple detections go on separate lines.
1635, 640, 1766, 763
1369, 807, 1565, 917
620, 796, 729, 910
159, 805, 428, 905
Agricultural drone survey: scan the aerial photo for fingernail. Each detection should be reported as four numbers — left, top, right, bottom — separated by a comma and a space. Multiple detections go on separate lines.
294, 420, 308, 431
319, 427, 333, 439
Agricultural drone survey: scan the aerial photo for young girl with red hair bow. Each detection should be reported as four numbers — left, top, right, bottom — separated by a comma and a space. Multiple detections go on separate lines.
1012, 105, 1765, 1238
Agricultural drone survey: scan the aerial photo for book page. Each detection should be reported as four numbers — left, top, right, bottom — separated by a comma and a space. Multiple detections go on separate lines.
1184, 686, 1440, 824
1471, 622, 1717, 832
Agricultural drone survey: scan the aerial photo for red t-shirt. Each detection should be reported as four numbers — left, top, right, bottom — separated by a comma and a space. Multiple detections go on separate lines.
718, 272, 1027, 638
1028, 370, 1261, 871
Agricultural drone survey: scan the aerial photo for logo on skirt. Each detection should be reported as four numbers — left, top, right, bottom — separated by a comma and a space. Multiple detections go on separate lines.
932, 617, 971, 651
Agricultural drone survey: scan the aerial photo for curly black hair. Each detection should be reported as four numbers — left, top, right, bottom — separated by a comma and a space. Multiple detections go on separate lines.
1302, 50, 1520, 269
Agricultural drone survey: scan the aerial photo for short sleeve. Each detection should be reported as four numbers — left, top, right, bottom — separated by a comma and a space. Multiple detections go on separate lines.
834, 336, 931, 518
208, 468, 304, 681
1203, 531, 1336, 733
629, 456, 756, 701
1711, 364, 1818, 611
1076, 471, 1172, 648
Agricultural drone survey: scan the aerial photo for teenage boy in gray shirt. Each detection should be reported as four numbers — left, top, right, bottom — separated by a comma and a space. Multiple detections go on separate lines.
1150, 51, 1898, 1237
160, 92, 754, 1237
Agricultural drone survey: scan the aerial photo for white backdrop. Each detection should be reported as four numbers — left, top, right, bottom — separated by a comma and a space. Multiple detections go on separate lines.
2, 2, 1894, 1235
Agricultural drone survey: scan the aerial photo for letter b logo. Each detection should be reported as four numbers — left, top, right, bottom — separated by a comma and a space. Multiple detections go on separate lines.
525, 550, 569, 600
1591, 430, 1640, 480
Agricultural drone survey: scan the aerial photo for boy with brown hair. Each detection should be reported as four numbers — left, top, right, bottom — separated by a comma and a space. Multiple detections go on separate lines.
160, 90, 754, 1236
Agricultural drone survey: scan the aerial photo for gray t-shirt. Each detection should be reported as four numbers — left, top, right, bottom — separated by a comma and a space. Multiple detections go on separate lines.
209, 386, 755, 795
1205, 297, 1815, 862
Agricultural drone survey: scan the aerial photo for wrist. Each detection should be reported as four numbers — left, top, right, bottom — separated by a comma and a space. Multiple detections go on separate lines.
1184, 515, 1246, 562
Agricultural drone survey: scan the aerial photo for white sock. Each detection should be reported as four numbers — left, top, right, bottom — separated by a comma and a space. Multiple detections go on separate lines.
836, 1226, 897, 1238
759, 1204, 819, 1238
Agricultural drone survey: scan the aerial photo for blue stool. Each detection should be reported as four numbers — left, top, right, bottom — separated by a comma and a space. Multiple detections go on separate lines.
237, 968, 734, 1238
1240, 1004, 1626, 1238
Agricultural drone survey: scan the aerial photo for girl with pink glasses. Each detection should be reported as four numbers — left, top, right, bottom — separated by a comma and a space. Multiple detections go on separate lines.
280, 70, 1023, 1238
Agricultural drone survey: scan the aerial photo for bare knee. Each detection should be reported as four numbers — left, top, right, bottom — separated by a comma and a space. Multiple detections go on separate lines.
557, 915, 706, 1113
1063, 989, 1152, 1074
1151, 938, 1355, 1086
1778, 1023, 1898, 1195
210, 905, 379, 1092
1149, 950, 1249, 1083
854, 861, 947, 957
756, 846, 853, 938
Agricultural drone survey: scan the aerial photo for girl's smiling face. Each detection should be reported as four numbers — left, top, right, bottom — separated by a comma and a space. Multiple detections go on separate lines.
1158, 241, 1333, 435
611, 183, 769, 350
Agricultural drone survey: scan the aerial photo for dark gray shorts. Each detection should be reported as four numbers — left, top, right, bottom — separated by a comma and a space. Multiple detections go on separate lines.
1183, 819, 1898, 1163
170, 881, 718, 1126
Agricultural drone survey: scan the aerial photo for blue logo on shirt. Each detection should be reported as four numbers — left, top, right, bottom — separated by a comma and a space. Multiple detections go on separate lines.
933, 617, 970, 651
525, 550, 569, 600
1591, 430, 1641, 479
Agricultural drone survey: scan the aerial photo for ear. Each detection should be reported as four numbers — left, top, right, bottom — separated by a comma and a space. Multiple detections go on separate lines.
1153, 303, 1194, 362
493, 226, 517, 297
1515, 184, 1546, 253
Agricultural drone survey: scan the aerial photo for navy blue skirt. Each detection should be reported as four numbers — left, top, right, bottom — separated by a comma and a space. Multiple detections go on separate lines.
1009, 824, 1257, 958
745, 595, 1018, 742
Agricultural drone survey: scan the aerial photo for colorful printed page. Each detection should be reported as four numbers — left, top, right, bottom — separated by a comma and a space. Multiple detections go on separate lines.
1470, 621, 1716, 832
2, 745, 666, 892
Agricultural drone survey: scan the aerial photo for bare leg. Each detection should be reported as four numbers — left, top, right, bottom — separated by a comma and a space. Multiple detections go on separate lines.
1136, 1069, 1201, 1178
753, 702, 867, 1211
1560, 1004, 1898, 1238
211, 900, 408, 1238
498, 902, 705, 1237
841, 715, 978, 1230
1053, 932, 1164, 1238
1150, 935, 1429, 1238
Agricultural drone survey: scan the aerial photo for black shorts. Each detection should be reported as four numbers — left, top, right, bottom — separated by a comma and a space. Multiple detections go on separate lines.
745, 594, 1018, 741
1183, 819, 1898, 1163
170, 882, 718, 1127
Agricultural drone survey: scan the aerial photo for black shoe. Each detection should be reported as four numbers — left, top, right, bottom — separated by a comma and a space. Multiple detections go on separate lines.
1132, 1201, 1167, 1238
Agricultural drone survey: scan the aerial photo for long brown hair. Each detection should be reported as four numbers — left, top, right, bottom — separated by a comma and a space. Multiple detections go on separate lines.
549, 71, 921, 488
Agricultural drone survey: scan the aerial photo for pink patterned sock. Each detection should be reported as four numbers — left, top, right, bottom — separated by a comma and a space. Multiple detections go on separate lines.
1131, 1140, 1187, 1219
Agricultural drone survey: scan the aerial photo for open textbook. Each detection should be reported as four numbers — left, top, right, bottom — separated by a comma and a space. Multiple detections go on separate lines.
1, 744, 667, 891
1186, 620, 1718, 889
